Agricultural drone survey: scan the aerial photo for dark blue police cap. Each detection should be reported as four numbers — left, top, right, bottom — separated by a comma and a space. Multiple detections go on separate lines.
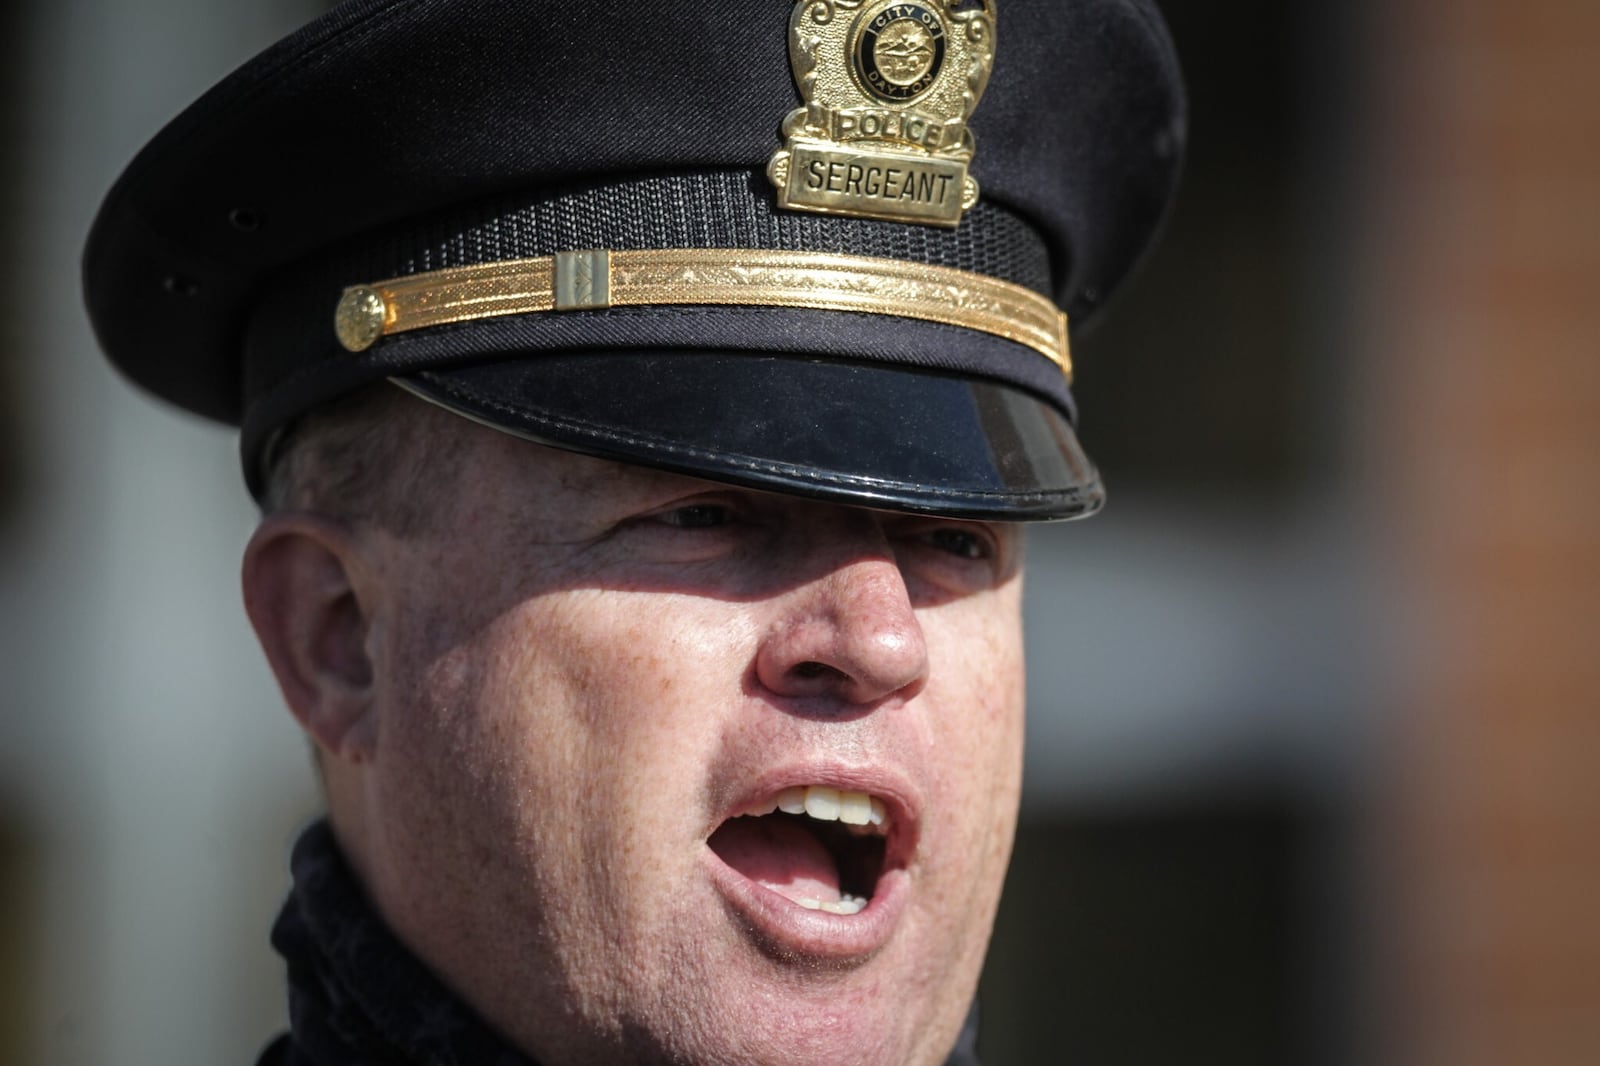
83, 0, 1185, 519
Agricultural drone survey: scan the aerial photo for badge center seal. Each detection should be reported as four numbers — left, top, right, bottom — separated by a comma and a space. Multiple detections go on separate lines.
855, 4, 947, 101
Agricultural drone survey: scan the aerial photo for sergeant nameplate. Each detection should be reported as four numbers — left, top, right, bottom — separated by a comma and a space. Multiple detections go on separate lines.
769, 0, 995, 228
784, 145, 967, 225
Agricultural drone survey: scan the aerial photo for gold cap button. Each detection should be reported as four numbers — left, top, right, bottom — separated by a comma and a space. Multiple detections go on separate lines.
334, 286, 388, 352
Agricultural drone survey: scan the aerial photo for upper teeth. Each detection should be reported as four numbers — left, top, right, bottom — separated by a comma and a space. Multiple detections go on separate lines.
753, 785, 887, 828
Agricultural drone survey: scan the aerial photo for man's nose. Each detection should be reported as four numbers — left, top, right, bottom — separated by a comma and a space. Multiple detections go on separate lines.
754, 552, 930, 707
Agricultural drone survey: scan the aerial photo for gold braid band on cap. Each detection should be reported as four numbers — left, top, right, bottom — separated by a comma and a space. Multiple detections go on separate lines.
334, 249, 1071, 379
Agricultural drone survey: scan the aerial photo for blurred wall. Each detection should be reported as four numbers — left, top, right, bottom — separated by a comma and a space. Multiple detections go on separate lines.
1363, 2, 1600, 1064
1, 3, 324, 1064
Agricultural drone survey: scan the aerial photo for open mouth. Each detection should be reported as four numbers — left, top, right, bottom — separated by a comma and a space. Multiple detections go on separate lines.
707, 786, 892, 915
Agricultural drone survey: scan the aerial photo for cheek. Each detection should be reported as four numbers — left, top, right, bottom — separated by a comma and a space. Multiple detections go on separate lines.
399, 590, 746, 871
484, 594, 765, 956
508, 591, 749, 762
368, 589, 750, 982
926, 586, 1026, 754
919, 588, 1027, 870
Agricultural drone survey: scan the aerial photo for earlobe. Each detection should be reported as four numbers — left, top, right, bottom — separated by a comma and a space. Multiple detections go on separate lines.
242, 513, 379, 762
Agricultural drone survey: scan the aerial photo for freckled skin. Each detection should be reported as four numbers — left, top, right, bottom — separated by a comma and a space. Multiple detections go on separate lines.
329, 421, 1026, 1065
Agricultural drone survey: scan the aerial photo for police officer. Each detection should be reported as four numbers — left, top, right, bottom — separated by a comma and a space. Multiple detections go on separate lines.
85, 1, 1183, 1062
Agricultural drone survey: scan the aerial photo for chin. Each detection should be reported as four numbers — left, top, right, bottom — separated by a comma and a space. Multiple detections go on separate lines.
604, 909, 983, 1066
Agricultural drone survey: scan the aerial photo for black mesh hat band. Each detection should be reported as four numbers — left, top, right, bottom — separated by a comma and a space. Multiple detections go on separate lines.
242, 169, 1066, 408
275, 170, 1056, 291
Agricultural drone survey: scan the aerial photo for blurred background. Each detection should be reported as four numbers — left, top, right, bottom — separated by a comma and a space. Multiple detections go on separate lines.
1, 1, 1595, 1063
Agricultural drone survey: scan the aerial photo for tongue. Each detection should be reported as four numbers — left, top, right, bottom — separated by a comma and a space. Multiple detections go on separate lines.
709, 815, 842, 904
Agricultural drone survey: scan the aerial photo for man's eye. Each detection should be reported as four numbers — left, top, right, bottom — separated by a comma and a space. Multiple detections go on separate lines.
925, 527, 991, 560
658, 504, 734, 529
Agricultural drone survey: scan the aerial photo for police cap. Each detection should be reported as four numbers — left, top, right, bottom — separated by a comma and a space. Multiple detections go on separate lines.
83, 0, 1185, 519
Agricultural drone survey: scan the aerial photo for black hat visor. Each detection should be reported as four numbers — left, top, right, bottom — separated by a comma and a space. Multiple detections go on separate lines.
392, 347, 1102, 522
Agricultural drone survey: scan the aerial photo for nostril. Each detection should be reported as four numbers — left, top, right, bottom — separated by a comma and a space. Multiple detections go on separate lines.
791, 661, 846, 682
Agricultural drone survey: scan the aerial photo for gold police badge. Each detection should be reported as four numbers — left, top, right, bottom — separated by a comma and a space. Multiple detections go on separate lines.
769, 0, 996, 228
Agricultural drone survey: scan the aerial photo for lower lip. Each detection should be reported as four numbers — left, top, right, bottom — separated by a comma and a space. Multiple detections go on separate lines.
701, 847, 910, 962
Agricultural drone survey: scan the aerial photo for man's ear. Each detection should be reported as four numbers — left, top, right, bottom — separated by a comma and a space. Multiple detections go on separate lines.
242, 513, 379, 763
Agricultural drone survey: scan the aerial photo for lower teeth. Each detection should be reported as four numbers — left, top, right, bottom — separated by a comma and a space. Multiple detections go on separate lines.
796, 895, 867, 915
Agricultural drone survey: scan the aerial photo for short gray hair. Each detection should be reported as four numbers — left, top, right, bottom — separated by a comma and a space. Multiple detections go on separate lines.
260, 383, 468, 534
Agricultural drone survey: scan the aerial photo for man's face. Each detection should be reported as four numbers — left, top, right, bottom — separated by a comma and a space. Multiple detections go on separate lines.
346, 419, 1026, 1065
